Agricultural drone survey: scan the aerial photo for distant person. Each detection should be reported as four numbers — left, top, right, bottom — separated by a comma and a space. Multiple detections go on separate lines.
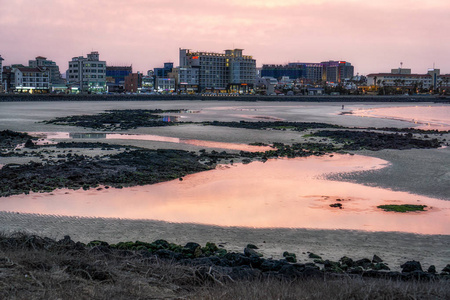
342, 105, 344, 110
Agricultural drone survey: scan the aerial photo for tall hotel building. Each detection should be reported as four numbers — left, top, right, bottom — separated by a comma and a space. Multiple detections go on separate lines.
179, 48, 256, 93
67, 51, 106, 93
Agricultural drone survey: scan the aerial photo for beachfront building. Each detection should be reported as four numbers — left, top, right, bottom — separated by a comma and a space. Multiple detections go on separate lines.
14, 66, 50, 93
367, 68, 443, 90
261, 63, 323, 83
67, 51, 106, 93
174, 67, 199, 93
261, 61, 353, 84
179, 48, 256, 93
28, 56, 64, 85
0, 55, 3, 92
321, 61, 354, 83
124, 72, 142, 93
155, 77, 175, 93
106, 66, 132, 93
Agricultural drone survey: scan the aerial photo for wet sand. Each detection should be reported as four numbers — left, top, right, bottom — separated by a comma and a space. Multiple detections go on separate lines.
1, 211, 449, 272
1, 101, 449, 271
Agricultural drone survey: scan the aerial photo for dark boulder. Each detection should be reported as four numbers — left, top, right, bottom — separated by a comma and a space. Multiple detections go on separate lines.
427, 265, 436, 274
372, 254, 383, 263
283, 251, 297, 263
401, 260, 423, 273
442, 264, 450, 273
355, 258, 373, 269
244, 247, 262, 258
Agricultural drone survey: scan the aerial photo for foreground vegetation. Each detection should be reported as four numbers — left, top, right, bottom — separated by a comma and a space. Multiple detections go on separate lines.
0, 233, 448, 299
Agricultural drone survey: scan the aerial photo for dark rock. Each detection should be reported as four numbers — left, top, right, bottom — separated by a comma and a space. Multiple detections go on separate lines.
244, 247, 262, 258
283, 251, 297, 263
246, 243, 258, 249
329, 203, 343, 208
183, 242, 202, 257
373, 263, 390, 271
308, 253, 322, 259
401, 260, 423, 273
442, 264, 450, 273
323, 260, 343, 273
427, 265, 437, 274
260, 259, 287, 272
278, 264, 306, 278
339, 256, 355, 268
355, 258, 373, 269
372, 254, 383, 263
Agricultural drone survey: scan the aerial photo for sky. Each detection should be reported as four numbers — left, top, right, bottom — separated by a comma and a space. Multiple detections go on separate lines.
1, 0, 449, 76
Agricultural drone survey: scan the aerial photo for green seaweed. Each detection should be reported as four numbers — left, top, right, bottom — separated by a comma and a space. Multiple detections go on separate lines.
377, 204, 427, 212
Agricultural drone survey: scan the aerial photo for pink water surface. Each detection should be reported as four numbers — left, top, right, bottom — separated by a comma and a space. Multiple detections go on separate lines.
28, 132, 273, 152
2, 154, 449, 234
351, 105, 450, 131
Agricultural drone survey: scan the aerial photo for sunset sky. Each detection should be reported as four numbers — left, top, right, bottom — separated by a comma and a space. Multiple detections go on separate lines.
1, 0, 449, 76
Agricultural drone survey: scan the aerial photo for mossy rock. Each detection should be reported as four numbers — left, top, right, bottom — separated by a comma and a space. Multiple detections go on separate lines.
377, 204, 427, 212
309, 253, 322, 259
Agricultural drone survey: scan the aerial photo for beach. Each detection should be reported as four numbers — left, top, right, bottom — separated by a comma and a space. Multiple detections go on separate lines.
0, 100, 449, 272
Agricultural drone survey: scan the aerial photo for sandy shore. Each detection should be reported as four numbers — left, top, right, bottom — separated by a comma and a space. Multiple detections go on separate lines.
1, 211, 449, 272
1, 101, 449, 272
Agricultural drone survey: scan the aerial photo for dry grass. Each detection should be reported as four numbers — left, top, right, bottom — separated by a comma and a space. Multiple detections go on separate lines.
0, 233, 448, 300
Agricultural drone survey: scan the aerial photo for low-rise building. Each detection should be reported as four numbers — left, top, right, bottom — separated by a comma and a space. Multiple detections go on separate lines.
124, 73, 142, 93
0, 55, 4, 92
28, 56, 63, 85
155, 77, 175, 93
67, 51, 106, 93
14, 67, 50, 93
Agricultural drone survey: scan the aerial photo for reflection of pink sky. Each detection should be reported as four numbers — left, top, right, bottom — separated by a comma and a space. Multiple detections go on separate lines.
351, 106, 450, 131
28, 132, 271, 152
2, 154, 449, 235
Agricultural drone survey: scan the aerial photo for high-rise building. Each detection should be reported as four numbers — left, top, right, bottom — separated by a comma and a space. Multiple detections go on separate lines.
28, 56, 63, 84
179, 48, 256, 93
321, 61, 354, 83
67, 51, 106, 93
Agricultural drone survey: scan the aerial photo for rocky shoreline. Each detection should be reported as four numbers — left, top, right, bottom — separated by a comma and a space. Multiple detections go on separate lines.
2, 233, 449, 282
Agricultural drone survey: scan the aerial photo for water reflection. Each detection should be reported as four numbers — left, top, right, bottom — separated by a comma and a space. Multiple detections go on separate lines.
2, 154, 449, 234
351, 106, 450, 131
29, 132, 272, 152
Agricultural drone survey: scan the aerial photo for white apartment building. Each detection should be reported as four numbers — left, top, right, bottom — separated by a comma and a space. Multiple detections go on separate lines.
67, 51, 106, 93
14, 67, 50, 93
179, 48, 256, 93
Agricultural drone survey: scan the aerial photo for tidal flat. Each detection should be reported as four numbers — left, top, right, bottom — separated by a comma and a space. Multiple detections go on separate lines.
0, 100, 449, 274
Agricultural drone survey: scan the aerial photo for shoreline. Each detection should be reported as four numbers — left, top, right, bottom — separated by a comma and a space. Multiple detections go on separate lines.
0, 93, 449, 103
1, 211, 449, 272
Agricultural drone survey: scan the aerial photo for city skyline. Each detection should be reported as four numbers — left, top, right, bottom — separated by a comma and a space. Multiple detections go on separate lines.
1, 0, 449, 75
